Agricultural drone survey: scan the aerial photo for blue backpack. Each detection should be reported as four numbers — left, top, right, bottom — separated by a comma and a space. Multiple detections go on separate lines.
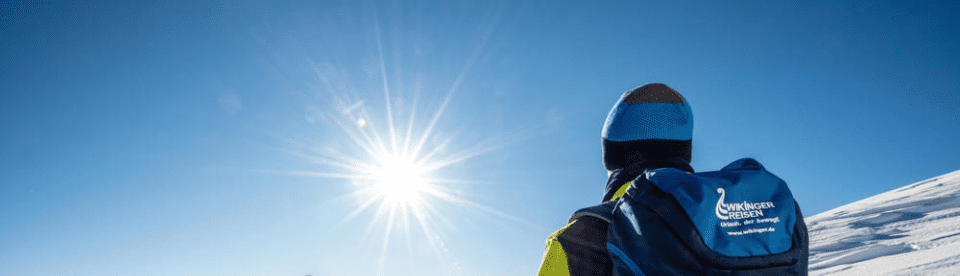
571, 158, 809, 275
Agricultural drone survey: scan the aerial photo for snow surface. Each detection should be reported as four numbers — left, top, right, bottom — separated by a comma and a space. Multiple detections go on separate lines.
807, 170, 960, 275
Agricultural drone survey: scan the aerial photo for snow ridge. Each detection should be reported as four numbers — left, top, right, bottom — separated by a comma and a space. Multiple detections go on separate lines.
807, 170, 960, 275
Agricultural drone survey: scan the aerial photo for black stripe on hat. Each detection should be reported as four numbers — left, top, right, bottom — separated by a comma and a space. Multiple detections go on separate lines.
602, 138, 692, 171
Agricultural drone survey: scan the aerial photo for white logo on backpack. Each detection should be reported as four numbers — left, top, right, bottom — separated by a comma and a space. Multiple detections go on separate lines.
715, 188, 776, 220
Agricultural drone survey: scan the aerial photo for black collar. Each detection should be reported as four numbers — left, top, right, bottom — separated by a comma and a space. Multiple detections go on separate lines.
602, 158, 694, 202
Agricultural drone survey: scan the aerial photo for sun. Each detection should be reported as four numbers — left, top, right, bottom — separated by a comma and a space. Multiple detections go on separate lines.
270, 9, 533, 274
371, 154, 427, 204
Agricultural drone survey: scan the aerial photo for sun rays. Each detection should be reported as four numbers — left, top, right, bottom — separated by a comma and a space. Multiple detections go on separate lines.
254, 4, 538, 275
299, 79, 503, 274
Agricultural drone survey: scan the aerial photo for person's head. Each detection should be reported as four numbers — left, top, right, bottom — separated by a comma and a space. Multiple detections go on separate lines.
601, 83, 693, 171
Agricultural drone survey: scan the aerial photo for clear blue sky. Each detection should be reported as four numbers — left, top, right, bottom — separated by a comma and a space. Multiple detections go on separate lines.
2, 1, 958, 275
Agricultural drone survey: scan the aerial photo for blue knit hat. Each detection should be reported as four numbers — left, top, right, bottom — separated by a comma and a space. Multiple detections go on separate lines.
601, 83, 693, 170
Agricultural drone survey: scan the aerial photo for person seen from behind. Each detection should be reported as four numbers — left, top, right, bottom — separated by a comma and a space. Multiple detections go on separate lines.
537, 83, 809, 275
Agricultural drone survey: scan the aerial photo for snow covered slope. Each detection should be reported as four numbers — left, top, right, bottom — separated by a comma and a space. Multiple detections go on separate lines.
807, 170, 960, 275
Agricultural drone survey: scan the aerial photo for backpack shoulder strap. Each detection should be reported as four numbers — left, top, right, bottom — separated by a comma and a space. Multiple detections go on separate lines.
558, 200, 619, 275
570, 200, 618, 223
